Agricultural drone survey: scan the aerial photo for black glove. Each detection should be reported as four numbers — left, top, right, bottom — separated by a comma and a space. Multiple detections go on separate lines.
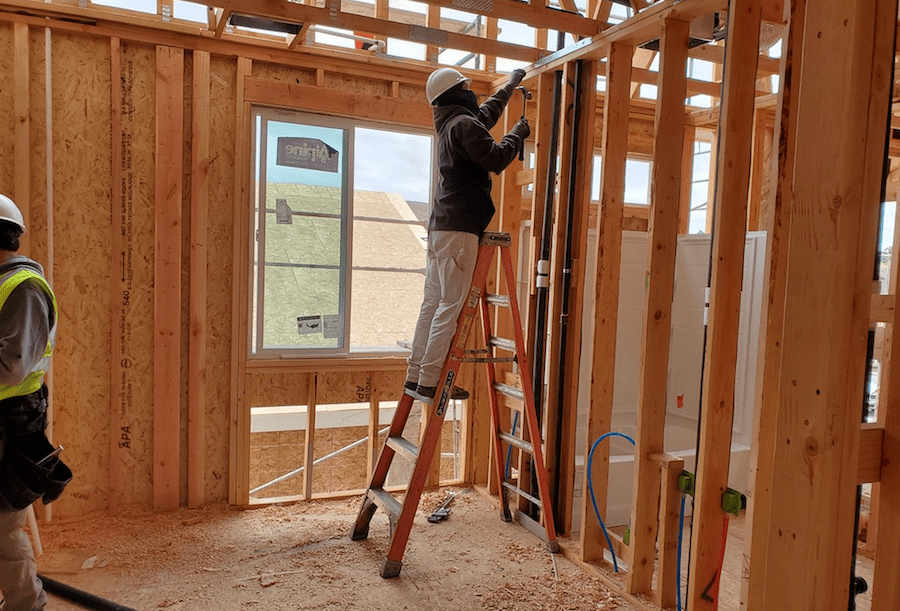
513, 117, 530, 141
509, 68, 527, 89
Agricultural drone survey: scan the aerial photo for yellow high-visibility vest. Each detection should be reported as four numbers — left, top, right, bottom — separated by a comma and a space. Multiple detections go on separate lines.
0, 268, 57, 401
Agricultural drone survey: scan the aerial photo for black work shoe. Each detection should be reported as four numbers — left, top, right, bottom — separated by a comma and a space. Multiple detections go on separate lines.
450, 386, 470, 400
406, 384, 470, 403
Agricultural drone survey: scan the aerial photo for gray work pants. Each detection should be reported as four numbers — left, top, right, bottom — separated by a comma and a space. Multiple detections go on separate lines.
406, 230, 479, 387
0, 507, 45, 611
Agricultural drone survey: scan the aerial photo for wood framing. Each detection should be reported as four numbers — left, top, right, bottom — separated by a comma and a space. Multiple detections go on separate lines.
748, 0, 896, 609
3, 9, 900, 610
213, 0, 547, 64
153, 45, 184, 512
242, 78, 432, 128
686, 1, 761, 608
304, 372, 317, 499
742, 0, 799, 605
869, 1, 900, 607
229, 56, 252, 506
188, 49, 211, 509
580, 40, 633, 564
367, 371, 382, 477
628, 16, 689, 595
678, 124, 695, 233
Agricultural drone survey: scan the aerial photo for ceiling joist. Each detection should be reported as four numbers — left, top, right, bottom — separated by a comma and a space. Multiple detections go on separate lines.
214, 7, 231, 37
211, 0, 549, 63
413, 0, 602, 38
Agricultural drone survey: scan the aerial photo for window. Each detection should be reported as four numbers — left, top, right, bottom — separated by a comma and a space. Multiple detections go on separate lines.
689, 140, 712, 233
440, 10, 484, 69
591, 156, 652, 205
250, 108, 432, 357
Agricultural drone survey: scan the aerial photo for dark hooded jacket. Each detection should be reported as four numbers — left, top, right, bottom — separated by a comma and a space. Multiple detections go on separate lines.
429, 87, 529, 236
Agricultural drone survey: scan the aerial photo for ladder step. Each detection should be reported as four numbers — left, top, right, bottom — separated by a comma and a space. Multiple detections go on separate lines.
499, 431, 534, 455
493, 381, 524, 402
488, 336, 517, 352
502, 481, 542, 509
486, 293, 510, 308
463, 356, 516, 364
481, 231, 511, 247
385, 436, 419, 463
367, 488, 402, 521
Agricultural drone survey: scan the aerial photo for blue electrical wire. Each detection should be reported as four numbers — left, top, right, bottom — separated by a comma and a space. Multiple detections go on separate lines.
677, 493, 686, 611
505, 412, 520, 478
586, 431, 635, 573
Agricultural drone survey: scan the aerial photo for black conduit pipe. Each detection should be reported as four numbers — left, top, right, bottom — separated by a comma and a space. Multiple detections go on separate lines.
531, 69, 564, 434
529, 30, 565, 519
38, 574, 139, 611
551, 58, 584, 527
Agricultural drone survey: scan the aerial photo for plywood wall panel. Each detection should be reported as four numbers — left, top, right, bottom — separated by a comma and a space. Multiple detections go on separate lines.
105, 40, 158, 512
205, 54, 238, 501
249, 373, 311, 407
49, 33, 116, 516
26, 28, 48, 265
252, 62, 316, 87
0, 24, 15, 195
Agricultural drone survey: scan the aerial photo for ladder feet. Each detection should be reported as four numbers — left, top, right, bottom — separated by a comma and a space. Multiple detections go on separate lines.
380, 558, 403, 578
546, 540, 560, 553
351, 498, 377, 541
500, 508, 512, 522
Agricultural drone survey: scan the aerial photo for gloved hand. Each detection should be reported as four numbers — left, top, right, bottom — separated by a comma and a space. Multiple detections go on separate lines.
508, 68, 527, 88
513, 117, 530, 140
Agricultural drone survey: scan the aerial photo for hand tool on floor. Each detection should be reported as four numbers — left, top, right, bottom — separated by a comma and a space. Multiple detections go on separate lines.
427, 493, 456, 523
516, 86, 531, 161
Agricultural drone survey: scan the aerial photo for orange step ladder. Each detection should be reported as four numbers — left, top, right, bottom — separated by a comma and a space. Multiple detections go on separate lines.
350, 231, 559, 577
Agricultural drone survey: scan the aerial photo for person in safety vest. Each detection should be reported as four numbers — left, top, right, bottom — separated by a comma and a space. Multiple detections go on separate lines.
404, 67, 530, 404
0, 193, 70, 611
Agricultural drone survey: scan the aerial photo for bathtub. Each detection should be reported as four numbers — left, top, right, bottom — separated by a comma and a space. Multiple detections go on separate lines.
572, 412, 752, 530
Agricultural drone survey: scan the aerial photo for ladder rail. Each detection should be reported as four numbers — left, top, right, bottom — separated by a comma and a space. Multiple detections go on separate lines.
497, 244, 558, 545
478, 284, 513, 522
383, 238, 497, 571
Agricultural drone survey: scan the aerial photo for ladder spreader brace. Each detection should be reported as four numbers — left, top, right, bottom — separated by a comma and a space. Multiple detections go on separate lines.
350, 231, 559, 578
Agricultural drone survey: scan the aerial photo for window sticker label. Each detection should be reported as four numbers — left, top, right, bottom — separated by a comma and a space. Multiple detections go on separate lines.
297, 315, 322, 335
277, 137, 339, 172
322, 314, 342, 339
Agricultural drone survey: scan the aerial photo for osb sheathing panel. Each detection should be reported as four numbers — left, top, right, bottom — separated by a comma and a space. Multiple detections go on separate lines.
249, 373, 311, 408
0, 28, 462, 514
0, 25, 13, 194
50, 33, 119, 516
205, 54, 238, 500
106, 40, 157, 512
248, 370, 404, 407
253, 61, 392, 99
252, 62, 316, 87
318, 370, 405, 404
26, 29, 49, 265
0, 24, 50, 258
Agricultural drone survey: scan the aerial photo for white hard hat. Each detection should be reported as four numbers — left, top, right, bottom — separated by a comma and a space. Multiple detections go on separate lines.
426, 67, 471, 105
0, 194, 25, 233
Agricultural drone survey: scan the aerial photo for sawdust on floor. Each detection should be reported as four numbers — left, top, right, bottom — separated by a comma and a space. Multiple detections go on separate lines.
31, 488, 639, 611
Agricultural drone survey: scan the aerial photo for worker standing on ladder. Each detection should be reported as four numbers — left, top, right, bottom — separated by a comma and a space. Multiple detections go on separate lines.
0, 194, 71, 611
405, 67, 530, 404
